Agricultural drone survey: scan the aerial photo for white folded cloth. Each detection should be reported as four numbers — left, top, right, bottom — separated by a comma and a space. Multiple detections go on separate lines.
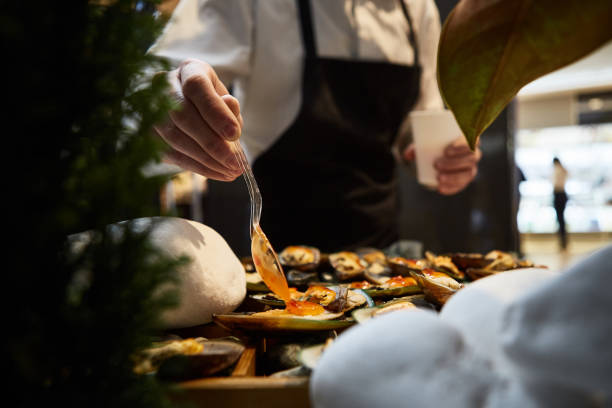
311, 245, 612, 407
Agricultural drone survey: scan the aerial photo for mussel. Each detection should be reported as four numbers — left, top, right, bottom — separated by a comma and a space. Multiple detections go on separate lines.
363, 261, 394, 285
355, 247, 387, 265
463, 250, 539, 280
286, 269, 318, 287
133, 337, 245, 381
424, 251, 465, 280
352, 297, 420, 323
409, 268, 463, 306
386, 256, 426, 276
279, 245, 321, 271
250, 285, 370, 314
329, 251, 366, 281
447, 252, 493, 271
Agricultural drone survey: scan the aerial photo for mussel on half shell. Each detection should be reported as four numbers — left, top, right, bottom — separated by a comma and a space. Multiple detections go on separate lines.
386, 256, 426, 276
409, 268, 463, 306
363, 261, 394, 285
212, 310, 353, 332
355, 247, 387, 265
250, 285, 371, 314
424, 251, 465, 280
329, 251, 366, 281
133, 337, 245, 381
279, 245, 321, 271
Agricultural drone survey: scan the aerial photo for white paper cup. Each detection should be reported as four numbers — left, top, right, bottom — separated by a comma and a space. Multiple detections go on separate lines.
409, 109, 464, 189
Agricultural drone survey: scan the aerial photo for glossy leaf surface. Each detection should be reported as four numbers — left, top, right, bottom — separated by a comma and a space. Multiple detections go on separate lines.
437, 0, 612, 148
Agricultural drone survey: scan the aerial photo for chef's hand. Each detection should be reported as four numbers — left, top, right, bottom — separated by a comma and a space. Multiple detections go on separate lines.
403, 138, 482, 195
153, 59, 244, 181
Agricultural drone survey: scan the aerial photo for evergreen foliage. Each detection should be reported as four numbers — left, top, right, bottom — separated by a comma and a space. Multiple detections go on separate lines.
3, 1, 189, 406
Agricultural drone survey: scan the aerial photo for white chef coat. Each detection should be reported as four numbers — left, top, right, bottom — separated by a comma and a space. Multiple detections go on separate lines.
150, 0, 445, 162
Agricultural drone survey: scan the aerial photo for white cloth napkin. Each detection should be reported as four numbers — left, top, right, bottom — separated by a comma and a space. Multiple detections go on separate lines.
311, 245, 612, 407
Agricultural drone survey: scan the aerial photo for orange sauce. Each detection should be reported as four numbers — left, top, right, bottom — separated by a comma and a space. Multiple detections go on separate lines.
251, 225, 291, 302
304, 285, 336, 297
251, 225, 324, 316
422, 268, 447, 279
384, 275, 417, 288
349, 281, 373, 289
390, 257, 420, 269
286, 299, 325, 316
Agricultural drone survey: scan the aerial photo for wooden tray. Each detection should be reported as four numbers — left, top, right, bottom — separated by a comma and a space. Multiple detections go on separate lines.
165, 320, 323, 408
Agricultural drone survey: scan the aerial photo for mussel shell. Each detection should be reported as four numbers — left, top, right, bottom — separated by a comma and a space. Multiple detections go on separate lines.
329, 251, 366, 281
249, 293, 286, 307
447, 252, 493, 270
155, 339, 245, 381
363, 261, 393, 285
212, 310, 353, 332
351, 289, 375, 307
387, 256, 426, 276
363, 285, 422, 299
483, 250, 519, 271
279, 245, 321, 271
409, 269, 463, 306
352, 297, 423, 323
287, 269, 318, 287
424, 251, 466, 280
355, 247, 387, 265
465, 267, 497, 281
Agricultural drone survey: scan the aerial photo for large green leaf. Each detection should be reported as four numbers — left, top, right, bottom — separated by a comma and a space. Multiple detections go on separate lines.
437, 0, 612, 149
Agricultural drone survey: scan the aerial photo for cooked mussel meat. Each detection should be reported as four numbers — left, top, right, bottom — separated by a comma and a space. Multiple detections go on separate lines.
464, 250, 535, 280
424, 251, 465, 280
363, 261, 393, 285
133, 337, 245, 381
279, 245, 321, 271
329, 251, 366, 281
352, 297, 421, 323
355, 247, 387, 265
409, 268, 463, 306
251, 284, 369, 314
303, 285, 337, 306
387, 256, 426, 276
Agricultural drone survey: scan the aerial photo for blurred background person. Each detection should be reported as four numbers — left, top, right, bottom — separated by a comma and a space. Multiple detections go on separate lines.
552, 157, 569, 250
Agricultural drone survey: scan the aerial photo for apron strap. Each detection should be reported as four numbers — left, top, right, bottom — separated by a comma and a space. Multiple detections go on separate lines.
297, 0, 317, 57
397, 0, 420, 66
297, 0, 420, 65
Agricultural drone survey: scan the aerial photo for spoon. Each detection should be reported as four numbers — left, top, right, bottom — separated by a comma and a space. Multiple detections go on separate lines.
232, 141, 291, 302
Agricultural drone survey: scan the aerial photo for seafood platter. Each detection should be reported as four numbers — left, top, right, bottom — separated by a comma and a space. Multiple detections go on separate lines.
136, 245, 543, 407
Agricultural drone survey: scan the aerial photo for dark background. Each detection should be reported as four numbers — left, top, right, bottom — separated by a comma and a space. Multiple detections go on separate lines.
201, 0, 520, 257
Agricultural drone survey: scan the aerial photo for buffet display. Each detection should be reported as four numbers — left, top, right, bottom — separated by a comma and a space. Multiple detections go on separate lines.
134, 246, 543, 382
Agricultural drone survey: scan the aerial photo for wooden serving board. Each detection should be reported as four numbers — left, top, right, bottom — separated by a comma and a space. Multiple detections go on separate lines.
166, 322, 316, 408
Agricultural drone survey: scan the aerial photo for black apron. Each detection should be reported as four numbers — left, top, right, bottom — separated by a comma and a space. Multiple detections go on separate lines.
252, 0, 422, 253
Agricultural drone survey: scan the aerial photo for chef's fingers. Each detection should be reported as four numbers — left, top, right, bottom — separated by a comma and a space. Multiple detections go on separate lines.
154, 121, 241, 179
437, 166, 478, 195
434, 150, 481, 172
163, 150, 239, 182
221, 94, 244, 129
443, 137, 481, 157
159, 70, 241, 175
178, 59, 240, 141
402, 143, 416, 162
